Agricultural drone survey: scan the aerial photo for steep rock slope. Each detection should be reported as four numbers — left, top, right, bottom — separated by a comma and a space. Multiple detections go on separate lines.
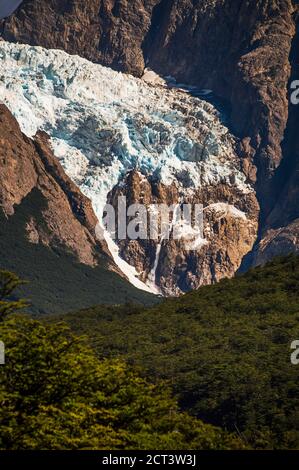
0, 0, 159, 75
145, 1, 296, 206
109, 170, 258, 294
253, 5, 299, 263
0, 104, 103, 265
0, 104, 156, 312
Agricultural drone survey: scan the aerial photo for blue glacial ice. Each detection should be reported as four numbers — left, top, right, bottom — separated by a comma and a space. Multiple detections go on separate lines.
0, 41, 254, 292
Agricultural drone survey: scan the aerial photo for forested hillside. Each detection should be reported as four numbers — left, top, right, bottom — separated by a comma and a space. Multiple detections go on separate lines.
0, 272, 242, 450
58, 256, 299, 449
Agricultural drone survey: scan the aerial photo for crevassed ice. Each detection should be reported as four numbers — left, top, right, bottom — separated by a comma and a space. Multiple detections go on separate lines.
0, 41, 253, 293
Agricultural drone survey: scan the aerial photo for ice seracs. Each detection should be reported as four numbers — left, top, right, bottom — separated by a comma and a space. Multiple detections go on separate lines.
0, 41, 258, 294
0, 42, 249, 191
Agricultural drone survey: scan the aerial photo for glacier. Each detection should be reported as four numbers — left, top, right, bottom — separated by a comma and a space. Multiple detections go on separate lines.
0, 41, 254, 293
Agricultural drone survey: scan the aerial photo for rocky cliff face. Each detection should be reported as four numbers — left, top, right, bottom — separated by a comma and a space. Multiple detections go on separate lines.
0, 0, 159, 75
1, 0, 298, 289
0, 103, 156, 311
145, 1, 295, 199
108, 170, 258, 295
0, 104, 108, 266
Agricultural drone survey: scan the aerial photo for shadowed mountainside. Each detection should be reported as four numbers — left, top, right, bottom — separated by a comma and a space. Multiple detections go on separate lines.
0, 105, 156, 313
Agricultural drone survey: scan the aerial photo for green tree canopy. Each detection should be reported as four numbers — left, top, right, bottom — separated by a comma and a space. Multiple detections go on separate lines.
59, 255, 299, 449
0, 315, 244, 450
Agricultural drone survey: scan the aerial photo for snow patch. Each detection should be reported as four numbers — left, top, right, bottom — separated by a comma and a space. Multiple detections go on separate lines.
206, 203, 247, 221
103, 230, 155, 294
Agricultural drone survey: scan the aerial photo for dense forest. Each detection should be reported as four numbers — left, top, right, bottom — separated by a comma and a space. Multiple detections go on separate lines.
0, 271, 242, 450
57, 255, 299, 449
1, 255, 299, 449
